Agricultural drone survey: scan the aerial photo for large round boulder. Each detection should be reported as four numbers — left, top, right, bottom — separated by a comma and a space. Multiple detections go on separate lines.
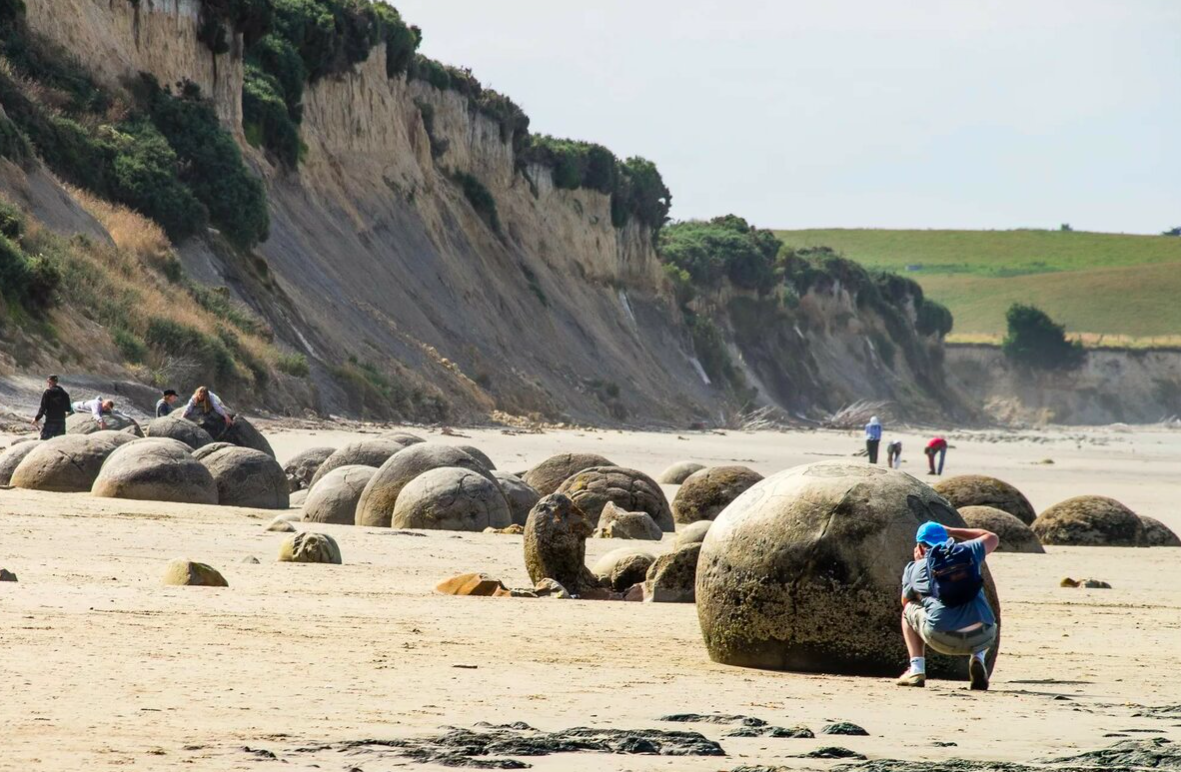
66, 412, 142, 436
355, 443, 498, 528
672, 466, 764, 525
284, 446, 335, 492
199, 446, 289, 509
592, 547, 656, 591
0, 441, 39, 486
522, 453, 615, 496
391, 466, 511, 531
959, 506, 1045, 554
146, 415, 215, 451
1141, 516, 1181, 547
1032, 496, 1147, 546
91, 441, 218, 504
555, 466, 674, 531
302, 465, 377, 525
492, 471, 541, 526
310, 438, 409, 489
659, 461, 706, 485
192, 442, 235, 461
220, 416, 275, 458
456, 445, 495, 470
278, 531, 342, 564
523, 493, 601, 595
933, 475, 1036, 526
11, 434, 123, 492
89, 430, 140, 449
696, 461, 1001, 679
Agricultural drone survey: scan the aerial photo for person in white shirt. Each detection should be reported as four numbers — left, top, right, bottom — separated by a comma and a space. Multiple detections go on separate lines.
182, 386, 234, 438
72, 396, 115, 430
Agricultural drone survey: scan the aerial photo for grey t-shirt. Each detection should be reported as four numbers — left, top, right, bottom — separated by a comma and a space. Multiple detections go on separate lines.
902, 538, 996, 632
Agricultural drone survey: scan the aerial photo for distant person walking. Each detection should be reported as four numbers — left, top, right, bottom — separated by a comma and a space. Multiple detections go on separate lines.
182, 386, 233, 439
32, 375, 73, 440
924, 437, 948, 476
887, 440, 903, 470
73, 396, 116, 430
865, 416, 882, 464
156, 389, 179, 418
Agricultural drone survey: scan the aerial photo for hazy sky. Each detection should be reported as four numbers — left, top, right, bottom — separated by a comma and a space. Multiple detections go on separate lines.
394, 1, 1179, 234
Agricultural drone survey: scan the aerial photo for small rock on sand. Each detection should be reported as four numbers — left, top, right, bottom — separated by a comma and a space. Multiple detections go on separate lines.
162, 559, 228, 587
436, 573, 508, 596
266, 517, 297, 532
0, 568, 17, 582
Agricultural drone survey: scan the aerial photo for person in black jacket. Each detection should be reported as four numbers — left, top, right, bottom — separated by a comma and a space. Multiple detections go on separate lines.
32, 375, 73, 440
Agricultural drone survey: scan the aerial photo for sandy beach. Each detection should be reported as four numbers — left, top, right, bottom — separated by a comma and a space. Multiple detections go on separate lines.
2, 422, 1180, 770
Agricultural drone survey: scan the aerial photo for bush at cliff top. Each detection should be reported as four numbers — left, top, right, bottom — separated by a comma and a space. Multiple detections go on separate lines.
244, 64, 302, 166
660, 215, 780, 293
1002, 303, 1084, 370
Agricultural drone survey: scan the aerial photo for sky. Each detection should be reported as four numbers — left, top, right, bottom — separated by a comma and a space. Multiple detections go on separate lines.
392, 1, 1180, 234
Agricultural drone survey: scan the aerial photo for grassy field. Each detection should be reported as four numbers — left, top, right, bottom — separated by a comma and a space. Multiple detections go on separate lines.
774, 229, 1181, 342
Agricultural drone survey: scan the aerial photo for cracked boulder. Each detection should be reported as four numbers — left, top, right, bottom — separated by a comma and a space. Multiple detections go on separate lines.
522, 453, 615, 496
278, 531, 342, 564
556, 466, 674, 531
67, 412, 143, 437
524, 493, 602, 595
672, 466, 764, 524
283, 446, 335, 492
92, 441, 218, 504
11, 434, 124, 493
391, 466, 512, 531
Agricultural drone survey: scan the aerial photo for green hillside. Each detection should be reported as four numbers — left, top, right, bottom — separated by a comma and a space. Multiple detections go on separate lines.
774, 229, 1181, 343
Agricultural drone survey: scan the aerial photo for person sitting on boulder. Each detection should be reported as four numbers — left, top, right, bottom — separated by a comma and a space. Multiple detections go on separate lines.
32, 375, 73, 440
72, 396, 116, 430
865, 416, 882, 464
887, 440, 903, 469
182, 386, 233, 438
924, 436, 948, 476
897, 520, 999, 691
156, 389, 179, 418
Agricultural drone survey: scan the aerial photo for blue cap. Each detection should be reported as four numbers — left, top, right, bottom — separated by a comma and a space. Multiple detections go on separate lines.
916, 521, 949, 546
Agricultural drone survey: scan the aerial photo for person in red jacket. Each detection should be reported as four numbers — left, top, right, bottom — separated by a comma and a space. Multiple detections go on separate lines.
924, 437, 948, 476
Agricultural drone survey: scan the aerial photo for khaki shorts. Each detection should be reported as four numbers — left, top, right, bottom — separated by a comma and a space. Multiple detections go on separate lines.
905, 603, 996, 656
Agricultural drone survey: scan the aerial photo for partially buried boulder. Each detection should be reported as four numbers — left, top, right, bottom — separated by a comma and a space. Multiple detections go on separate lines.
523, 493, 602, 596
391, 466, 511, 531
0, 441, 39, 486
556, 466, 674, 531
278, 532, 342, 564
66, 412, 143, 437
959, 506, 1045, 554
435, 572, 508, 596
672, 466, 764, 525
659, 461, 706, 485
162, 559, 227, 587
302, 465, 376, 525
593, 501, 663, 540
283, 446, 335, 492
644, 543, 701, 603
1032, 496, 1147, 547
310, 438, 409, 489
674, 519, 713, 549
1141, 516, 1181, 547
933, 475, 1036, 526
92, 441, 218, 504
191, 442, 235, 461
146, 415, 214, 451
355, 444, 498, 528
695, 461, 1001, 679
11, 434, 123, 493
384, 431, 425, 446
492, 471, 541, 526
522, 453, 615, 496
592, 547, 655, 591
199, 446, 289, 509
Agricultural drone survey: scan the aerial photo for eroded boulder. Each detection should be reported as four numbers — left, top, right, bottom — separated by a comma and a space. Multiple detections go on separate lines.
0, 441, 39, 486
659, 461, 706, 485
592, 546, 656, 591
278, 531, 342, 564
283, 446, 335, 492
67, 412, 142, 437
302, 465, 376, 525
192, 442, 235, 461
391, 466, 511, 531
593, 501, 663, 540
92, 441, 218, 504
492, 471, 541, 526
556, 466, 674, 531
162, 559, 227, 587
959, 506, 1045, 554
355, 444, 498, 528
644, 543, 701, 603
695, 461, 1001, 679
1032, 496, 1147, 547
933, 475, 1036, 525
523, 493, 602, 596
146, 415, 214, 451
1141, 516, 1181, 547
199, 446, 289, 509
310, 438, 409, 489
522, 453, 615, 496
672, 466, 764, 524
11, 434, 122, 493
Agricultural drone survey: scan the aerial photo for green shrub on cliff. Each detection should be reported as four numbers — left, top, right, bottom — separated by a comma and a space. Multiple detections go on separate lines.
0, 204, 60, 312
1002, 303, 1084, 370
660, 215, 780, 293
452, 172, 501, 235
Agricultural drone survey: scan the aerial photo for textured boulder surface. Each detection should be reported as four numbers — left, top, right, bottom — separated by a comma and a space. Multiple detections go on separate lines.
593, 502, 663, 540
672, 466, 764, 525
933, 475, 1037, 525
66, 412, 142, 436
391, 466, 512, 531
384, 432, 425, 446
674, 519, 713, 549
11, 434, 122, 493
491, 471, 541, 526
278, 532, 342, 564
523, 493, 602, 595
457, 445, 495, 470
310, 438, 409, 489
302, 465, 376, 525
0, 441, 39, 486
289, 489, 309, 507
959, 506, 1045, 553
1033, 496, 1148, 547
283, 446, 335, 492
522, 453, 615, 496
644, 543, 701, 603
592, 547, 656, 591
696, 461, 1001, 679
1141, 516, 1181, 547
192, 442, 236, 461
219, 417, 275, 458
146, 415, 215, 451
658, 461, 706, 485
355, 444, 498, 528
556, 466, 674, 532
199, 447, 289, 509
92, 441, 218, 504
162, 559, 228, 587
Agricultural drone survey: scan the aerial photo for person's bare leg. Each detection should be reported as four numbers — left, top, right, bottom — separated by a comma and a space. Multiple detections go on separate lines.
902, 611, 925, 658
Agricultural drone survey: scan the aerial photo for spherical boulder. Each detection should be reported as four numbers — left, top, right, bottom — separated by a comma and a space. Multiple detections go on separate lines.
192, 442, 235, 461
162, 559, 227, 587
492, 471, 541, 526
592, 547, 656, 591
302, 465, 377, 525
309, 438, 408, 489
1032, 496, 1147, 547
659, 461, 706, 485
146, 415, 214, 451
457, 445, 495, 470
0, 441, 39, 486
199, 446, 289, 509
933, 475, 1036, 526
283, 446, 335, 492
355, 443, 499, 528
522, 453, 615, 496
67, 412, 142, 436
391, 466, 511, 531
1141, 516, 1181, 547
11, 434, 123, 493
126, 437, 197, 455
672, 466, 764, 525
674, 519, 713, 549
91, 441, 218, 504
696, 461, 1001, 679
220, 416, 275, 458
278, 531, 342, 564
959, 506, 1045, 554
524, 493, 601, 595
555, 466, 674, 531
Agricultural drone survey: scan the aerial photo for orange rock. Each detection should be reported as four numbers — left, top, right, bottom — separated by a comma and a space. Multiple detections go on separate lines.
435, 572, 508, 596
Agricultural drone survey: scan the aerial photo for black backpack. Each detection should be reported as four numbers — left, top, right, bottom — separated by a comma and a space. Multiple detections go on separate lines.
925, 539, 983, 607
